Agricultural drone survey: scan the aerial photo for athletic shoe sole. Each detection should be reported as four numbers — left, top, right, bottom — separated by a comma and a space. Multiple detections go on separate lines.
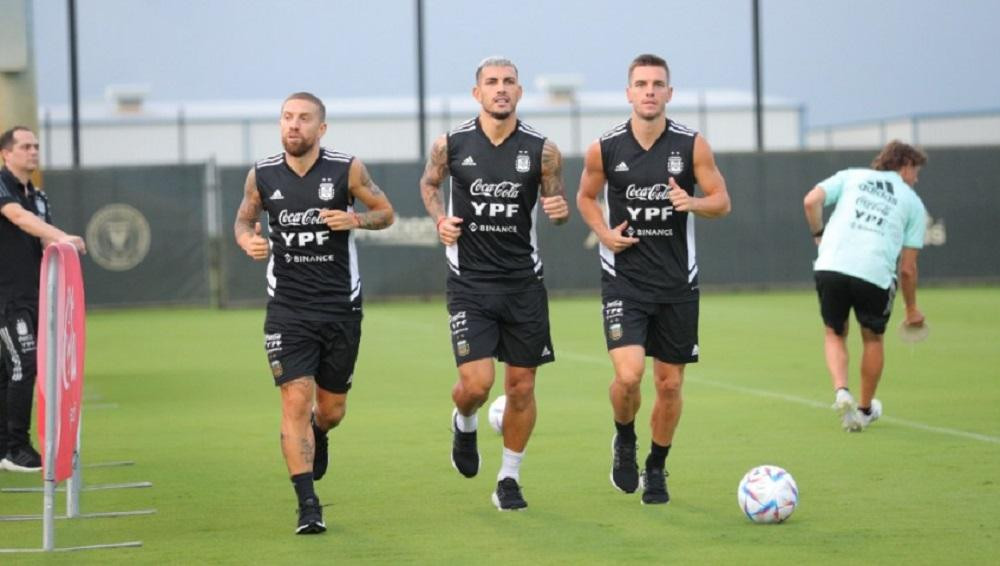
295, 521, 327, 535
0, 458, 41, 472
491, 491, 527, 512
833, 397, 863, 432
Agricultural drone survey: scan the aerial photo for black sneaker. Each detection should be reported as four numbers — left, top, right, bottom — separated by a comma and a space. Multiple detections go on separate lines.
312, 417, 329, 481
296, 496, 327, 534
610, 433, 639, 493
491, 477, 528, 511
1, 445, 42, 473
640, 468, 670, 505
450, 408, 479, 478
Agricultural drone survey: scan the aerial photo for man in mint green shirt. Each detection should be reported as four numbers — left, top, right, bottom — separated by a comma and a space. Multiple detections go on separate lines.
803, 140, 928, 432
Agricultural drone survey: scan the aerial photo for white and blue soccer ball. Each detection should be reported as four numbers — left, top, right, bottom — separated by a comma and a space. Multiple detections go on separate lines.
487, 395, 506, 434
737, 465, 798, 523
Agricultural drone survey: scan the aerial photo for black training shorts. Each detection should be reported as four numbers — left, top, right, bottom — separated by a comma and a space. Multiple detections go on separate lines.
263, 316, 361, 393
602, 296, 699, 364
0, 303, 38, 387
814, 270, 896, 335
446, 287, 555, 368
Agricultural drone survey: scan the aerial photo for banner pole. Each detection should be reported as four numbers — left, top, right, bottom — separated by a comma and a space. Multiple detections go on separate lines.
67, 417, 82, 518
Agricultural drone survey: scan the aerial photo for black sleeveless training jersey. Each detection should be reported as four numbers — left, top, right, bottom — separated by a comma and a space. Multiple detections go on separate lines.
599, 118, 699, 303
255, 148, 361, 321
445, 117, 547, 293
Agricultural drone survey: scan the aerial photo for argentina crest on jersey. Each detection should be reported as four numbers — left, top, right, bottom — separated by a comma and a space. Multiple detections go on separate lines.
318, 177, 335, 201
667, 152, 684, 175
515, 150, 530, 173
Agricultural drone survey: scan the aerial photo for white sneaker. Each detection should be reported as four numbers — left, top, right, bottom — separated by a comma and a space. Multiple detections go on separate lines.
832, 389, 862, 432
859, 399, 883, 429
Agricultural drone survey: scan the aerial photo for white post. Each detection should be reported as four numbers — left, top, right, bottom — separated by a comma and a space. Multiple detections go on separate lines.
67, 418, 82, 518
41, 250, 59, 551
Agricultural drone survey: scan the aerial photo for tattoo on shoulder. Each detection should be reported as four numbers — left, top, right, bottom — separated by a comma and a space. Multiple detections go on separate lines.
359, 163, 383, 196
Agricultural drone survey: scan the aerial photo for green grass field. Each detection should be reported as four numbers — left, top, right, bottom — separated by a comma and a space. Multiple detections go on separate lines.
1, 287, 998, 564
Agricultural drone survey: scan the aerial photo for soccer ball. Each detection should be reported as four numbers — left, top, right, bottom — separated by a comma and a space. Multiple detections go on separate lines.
737, 465, 798, 523
487, 395, 506, 434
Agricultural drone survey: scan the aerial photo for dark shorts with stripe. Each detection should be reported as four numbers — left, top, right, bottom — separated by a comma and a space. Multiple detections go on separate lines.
602, 296, 699, 364
0, 303, 38, 388
814, 270, 896, 335
264, 316, 361, 393
446, 287, 555, 368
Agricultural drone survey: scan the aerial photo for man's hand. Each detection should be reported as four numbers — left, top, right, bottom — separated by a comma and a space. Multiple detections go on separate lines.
319, 209, 358, 231
240, 222, 269, 260
600, 220, 640, 253
58, 235, 86, 254
667, 177, 693, 212
437, 216, 463, 246
541, 195, 569, 223
904, 306, 926, 327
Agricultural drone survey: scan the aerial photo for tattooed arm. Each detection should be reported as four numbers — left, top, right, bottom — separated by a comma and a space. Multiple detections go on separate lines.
234, 167, 269, 260
419, 134, 462, 246
320, 158, 395, 230
540, 139, 569, 225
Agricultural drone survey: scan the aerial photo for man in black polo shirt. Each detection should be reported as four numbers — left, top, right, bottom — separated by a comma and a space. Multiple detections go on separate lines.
0, 126, 86, 472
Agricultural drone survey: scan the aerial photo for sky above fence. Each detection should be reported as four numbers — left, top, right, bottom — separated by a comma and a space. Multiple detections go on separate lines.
29, 0, 1000, 127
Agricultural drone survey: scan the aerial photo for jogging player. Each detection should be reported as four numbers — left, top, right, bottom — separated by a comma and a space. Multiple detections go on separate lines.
234, 92, 394, 534
419, 56, 569, 511
1, 126, 86, 473
576, 54, 731, 505
804, 140, 927, 431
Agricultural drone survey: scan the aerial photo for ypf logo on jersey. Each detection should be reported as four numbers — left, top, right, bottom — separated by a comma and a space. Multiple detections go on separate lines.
318, 178, 335, 201
515, 150, 530, 173
667, 152, 684, 175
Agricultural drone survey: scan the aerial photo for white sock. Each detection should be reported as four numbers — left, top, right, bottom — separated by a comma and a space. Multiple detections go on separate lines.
497, 447, 524, 482
455, 409, 478, 432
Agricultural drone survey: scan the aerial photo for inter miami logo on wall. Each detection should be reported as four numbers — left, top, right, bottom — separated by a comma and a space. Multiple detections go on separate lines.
318, 178, 335, 201
667, 152, 684, 175
515, 151, 530, 173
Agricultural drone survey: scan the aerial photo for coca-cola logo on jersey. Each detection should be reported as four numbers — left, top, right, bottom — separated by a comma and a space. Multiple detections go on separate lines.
624, 184, 671, 201
278, 208, 326, 227
470, 178, 522, 198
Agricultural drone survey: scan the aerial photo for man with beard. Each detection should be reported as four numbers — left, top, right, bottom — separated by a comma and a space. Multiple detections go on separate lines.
234, 92, 394, 534
1, 126, 86, 473
576, 54, 731, 505
419, 56, 569, 511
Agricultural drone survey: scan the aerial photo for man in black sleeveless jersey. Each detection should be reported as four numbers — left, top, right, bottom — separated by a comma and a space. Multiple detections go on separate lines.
576, 54, 731, 505
419, 57, 569, 511
1, 126, 86, 474
234, 92, 394, 534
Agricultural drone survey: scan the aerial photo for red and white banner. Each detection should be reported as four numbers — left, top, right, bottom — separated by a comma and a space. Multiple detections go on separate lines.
36, 243, 86, 483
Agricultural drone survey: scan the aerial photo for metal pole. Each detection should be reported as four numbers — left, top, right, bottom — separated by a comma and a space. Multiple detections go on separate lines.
752, 0, 764, 152
67, 0, 81, 167
415, 0, 427, 158
42, 251, 59, 551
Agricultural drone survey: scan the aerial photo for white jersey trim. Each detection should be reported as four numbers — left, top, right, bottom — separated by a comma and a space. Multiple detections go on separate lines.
599, 182, 616, 276
600, 121, 629, 141
445, 177, 459, 275
449, 119, 476, 135
529, 198, 542, 274
518, 121, 545, 140
686, 213, 698, 282
348, 207, 362, 300
256, 153, 284, 168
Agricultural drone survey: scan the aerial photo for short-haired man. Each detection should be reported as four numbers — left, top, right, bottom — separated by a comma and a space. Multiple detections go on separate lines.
234, 92, 395, 533
804, 140, 928, 431
576, 54, 731, 504
0, 126, 86, 472
419, 56, 569, 511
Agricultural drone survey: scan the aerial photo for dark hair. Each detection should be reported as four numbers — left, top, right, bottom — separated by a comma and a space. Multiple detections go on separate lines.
282, 92, 326, 122
0, 126, 32, 151
628, 54, 670, 83
871, 140, 927, 171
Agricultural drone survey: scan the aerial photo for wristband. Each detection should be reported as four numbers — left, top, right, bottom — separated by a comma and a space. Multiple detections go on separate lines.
812, 227, 824, 238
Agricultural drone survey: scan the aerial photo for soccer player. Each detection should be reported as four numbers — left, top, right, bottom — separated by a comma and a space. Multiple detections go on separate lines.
418, 56, 569, 511
0, 126, 86, 473
576, 54, 731, 505
803, 140, 928, 431
234, 92, 394, 534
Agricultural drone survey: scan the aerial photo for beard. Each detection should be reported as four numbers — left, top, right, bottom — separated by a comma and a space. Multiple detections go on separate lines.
282, 136, 314, 157
487, 110, 513, 121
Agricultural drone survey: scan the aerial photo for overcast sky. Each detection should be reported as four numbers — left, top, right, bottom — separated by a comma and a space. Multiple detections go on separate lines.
29, 0, 1000, 126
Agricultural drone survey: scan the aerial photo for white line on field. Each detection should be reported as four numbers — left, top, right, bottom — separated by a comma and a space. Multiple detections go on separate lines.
557, 350, 1000, 445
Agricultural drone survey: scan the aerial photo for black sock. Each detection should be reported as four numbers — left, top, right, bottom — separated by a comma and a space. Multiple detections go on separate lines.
645, 442, 671, 470
858, 406, 872, 415
291, 472, 316, 503
614, 420, 636, 444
